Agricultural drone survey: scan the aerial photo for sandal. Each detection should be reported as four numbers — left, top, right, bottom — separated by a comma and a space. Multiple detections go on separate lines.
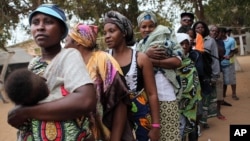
221, 100, 232, 106
217, 115, 226, 120
232, 95, 239, 100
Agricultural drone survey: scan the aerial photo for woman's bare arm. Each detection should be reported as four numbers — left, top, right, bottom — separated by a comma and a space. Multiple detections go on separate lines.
110, 101, 127, 141
8, 84, 97, 128
138, 52, 160, 141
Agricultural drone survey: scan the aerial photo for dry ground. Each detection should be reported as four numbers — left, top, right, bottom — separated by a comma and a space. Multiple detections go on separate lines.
199, 55, 250, 141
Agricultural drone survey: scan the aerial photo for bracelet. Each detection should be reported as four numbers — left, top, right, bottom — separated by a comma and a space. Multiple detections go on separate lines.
151, 123, 161, 128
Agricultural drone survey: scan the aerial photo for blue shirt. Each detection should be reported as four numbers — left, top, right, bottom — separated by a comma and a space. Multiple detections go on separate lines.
223, 37, 236, 56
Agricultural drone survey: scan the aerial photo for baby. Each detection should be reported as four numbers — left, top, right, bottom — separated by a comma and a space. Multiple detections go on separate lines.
4, 68, 49, 106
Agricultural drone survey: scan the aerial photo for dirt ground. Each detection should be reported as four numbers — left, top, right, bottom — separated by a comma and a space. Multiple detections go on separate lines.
0, 55, 250, 141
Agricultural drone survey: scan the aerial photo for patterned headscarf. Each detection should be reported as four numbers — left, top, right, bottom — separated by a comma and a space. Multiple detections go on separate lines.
69, 23, 98, 48
104, 10, 135, 46
137, 11, 157, 27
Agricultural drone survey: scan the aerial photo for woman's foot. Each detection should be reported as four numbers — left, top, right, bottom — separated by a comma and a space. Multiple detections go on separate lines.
217, 115, 226, 120
232, 95, 239, 100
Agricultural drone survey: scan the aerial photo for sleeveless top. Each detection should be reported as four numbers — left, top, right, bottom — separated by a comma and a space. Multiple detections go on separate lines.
109, 49, 152, 132
120, 50, 144, 92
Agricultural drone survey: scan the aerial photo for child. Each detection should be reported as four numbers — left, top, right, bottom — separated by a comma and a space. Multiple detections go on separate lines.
4, 68, 49, 106
4, 68, 50, 139
176, 33, 202, 141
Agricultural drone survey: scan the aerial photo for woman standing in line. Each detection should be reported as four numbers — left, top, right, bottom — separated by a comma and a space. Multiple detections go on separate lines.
192, 21, 220, 129
7, 4, 97, 141
64, 23, 134, 141
103, 10, 160, 141
136, 11, 184, 141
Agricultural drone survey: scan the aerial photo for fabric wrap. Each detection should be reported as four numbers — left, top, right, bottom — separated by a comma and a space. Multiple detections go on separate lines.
137, 25, 184, 98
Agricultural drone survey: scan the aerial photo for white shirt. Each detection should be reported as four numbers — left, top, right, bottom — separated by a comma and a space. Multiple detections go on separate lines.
155, 71, 176, 101
41, 48, 93, 103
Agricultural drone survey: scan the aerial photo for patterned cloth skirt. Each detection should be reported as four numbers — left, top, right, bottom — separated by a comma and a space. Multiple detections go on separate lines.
159, 100, 181, 141
200, 86, 217, 124
222, 63, 236, 85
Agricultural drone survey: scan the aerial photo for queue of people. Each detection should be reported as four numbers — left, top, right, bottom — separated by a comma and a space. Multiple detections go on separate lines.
177, 11, 238, 140
4, 3, 238, 141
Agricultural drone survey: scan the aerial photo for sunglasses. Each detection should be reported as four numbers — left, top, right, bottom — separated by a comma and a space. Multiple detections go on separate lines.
182, 18, 192, 22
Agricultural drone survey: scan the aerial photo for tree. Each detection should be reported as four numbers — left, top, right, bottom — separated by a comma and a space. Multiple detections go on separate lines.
0, 0, 43, 50
1, 0, 170, 49
1, 0, 142, 50
3, 0, 250, 50
169, 0, 250, 35
169, 0, 207, 22
205, 0, 250, 33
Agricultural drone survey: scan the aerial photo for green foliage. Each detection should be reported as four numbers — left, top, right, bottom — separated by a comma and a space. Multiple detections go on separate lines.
205, 0, 250, 26
0, 0, 40, 50
0, 0, 142, 50
170, 0, 250, 34
1, 0, 170, 50
3, 0, 250, 51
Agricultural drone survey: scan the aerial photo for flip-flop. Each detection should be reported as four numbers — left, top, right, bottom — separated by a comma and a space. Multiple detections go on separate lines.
217, 115, 226, 120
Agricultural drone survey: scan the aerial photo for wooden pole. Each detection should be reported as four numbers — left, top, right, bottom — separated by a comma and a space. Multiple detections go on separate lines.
0, 51, 15, 103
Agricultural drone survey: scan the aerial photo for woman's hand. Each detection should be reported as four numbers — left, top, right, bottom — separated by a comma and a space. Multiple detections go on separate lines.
146, 45, 168, 60
8, 105, 28, 129
148, 127, 160, 141
223, 55, 230, 60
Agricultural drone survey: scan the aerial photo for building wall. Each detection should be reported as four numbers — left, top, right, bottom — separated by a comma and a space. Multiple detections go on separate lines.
7, 39, 41, 56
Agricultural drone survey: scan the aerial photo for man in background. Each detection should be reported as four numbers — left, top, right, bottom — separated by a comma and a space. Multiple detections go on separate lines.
177, 12, 194, 33
219, 27, 239, 100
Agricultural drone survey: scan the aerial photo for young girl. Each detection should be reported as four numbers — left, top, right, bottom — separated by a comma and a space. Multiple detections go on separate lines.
176, 33, 202, 141
104, 10, 160, 141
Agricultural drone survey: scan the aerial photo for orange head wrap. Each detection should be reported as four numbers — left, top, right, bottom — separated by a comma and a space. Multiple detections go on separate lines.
69, 23, 98, 48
